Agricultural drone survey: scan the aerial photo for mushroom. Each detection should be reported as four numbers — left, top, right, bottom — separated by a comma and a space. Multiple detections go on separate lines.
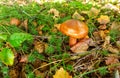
10, 18, 21, 26
60, 19, 89, 53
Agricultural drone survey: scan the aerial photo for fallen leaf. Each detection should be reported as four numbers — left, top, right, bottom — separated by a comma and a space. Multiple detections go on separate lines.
93, 31, 101, 40
32, 21, 37, 27
20, 19, 28, 32
72, 11, 85, 20
34, 70, 45, 78
104, 30, 109, 34
60, 13, 66, 17
53, 67, 72, 78
33, 59, 42, 68
102, 3, 119, 12
116, 41, 120, 49
98, 25, 107, 30
48, 8, 60, 18
9, 69, 19, 78
87, 38, 96, 46
99, 30, 106, 40
88, 7, 100, 17
40, 62, 48, 71
102, 36, 110, 48
37, 25, 44, 35
19, 55, 28, 63
70, 38, 91, 53
34, 0, 42, 5
105, 56, 120, 72
34, 40, 45, 53
107, 45, 119, 54
105, 56, 119, 65
97, 15, 110, 25
54, 24, 61, 30
110, 21, 120, 32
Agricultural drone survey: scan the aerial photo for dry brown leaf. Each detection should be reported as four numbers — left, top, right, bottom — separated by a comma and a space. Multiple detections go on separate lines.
104, 30, 109, 34
105, 56, 119, 65
60, 13, 66, 18
19, 55, 28, 63
97, 15, 110, 24
87, 38, 96, 46
107, 45, 119, 54
72, 11, 85, 20
33, 59, 42, 68
10, 18, 21, 26
99, 30, 106, 40
9, 69, 19, 78
102, 3, 119, 12
40, 62, 48, 71
32, 21, 37, 27
93, 31, 101, 41
105, 56, 120, 72
34, 70, 45, 78
98, 25, 107, 30
34, 40, 45, 53
53, 67, 72, 78
23, 19, 28, 32
70, 38, 91, 53
48, 8, 60, 18
89, 7, 100, 17
34, 0, 42, 5
37, 25, 44, 35
116, 41, 120, 49
102, 36, 110, 48
110, 21, 120, 31
54, 24, 61, 30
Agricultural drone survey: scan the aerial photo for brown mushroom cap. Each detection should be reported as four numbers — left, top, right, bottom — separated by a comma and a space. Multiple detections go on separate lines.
10, 18, 21, 26
60, 19, 88, 39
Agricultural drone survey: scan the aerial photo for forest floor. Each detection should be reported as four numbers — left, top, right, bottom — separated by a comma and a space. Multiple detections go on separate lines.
0, 0, 120, 78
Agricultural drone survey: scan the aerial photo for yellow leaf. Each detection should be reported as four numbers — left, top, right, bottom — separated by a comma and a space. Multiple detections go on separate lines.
53, 67, 72, 78
89, 7, 100, 17
72, 11, 85, 20
97, 15, 110, 24
48, 8, 60, 18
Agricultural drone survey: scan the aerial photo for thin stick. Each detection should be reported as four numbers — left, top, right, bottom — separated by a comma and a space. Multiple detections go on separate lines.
32, 59, 63, 73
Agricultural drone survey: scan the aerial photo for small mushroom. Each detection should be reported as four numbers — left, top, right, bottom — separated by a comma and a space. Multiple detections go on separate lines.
10, 18, 21, 26
60, 19, 88, 46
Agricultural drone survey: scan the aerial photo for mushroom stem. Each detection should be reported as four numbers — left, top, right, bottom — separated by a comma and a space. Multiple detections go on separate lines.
69, 37, 77, 46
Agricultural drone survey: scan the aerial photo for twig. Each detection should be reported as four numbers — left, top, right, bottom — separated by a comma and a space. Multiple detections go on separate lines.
33, 35, 49, 39
32, 59, 63, 73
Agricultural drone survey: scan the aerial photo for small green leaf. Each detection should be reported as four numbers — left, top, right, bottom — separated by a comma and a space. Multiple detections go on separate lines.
9, 33, 33, 47
0, 48, 14, 66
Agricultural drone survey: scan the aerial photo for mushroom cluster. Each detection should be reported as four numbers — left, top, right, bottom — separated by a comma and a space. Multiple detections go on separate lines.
59, 19, 89, 53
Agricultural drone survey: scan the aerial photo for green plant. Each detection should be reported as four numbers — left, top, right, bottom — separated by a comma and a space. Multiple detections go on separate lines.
9, 33, 33, 47
109, 29, 119, 42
